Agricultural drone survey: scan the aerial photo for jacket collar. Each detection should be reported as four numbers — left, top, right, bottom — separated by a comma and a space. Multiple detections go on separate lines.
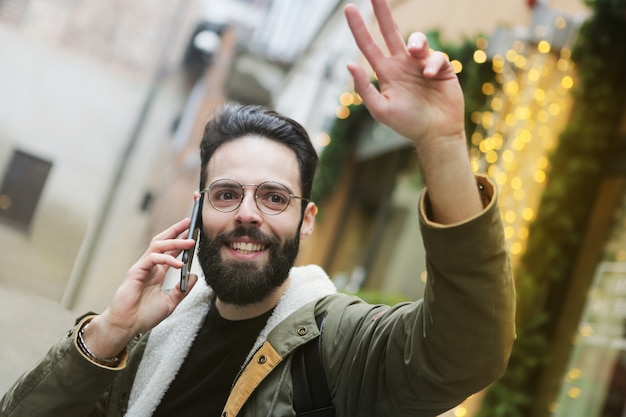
126, 264, 336, 417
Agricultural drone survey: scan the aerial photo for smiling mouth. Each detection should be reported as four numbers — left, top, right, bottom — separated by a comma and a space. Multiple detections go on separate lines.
229, 241, 267, 253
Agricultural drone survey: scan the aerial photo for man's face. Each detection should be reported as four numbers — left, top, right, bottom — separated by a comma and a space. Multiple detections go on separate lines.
196, 136, 315, 306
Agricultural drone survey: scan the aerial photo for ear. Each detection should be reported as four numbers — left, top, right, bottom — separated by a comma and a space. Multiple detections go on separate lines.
299, 202, 317, 241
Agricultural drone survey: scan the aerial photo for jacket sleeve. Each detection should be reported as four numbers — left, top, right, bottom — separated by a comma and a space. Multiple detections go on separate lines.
322, 175, 516, 417
0, 316, 128, 417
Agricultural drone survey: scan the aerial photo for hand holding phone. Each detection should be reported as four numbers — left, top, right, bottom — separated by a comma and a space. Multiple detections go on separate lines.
180, 194, 202, 292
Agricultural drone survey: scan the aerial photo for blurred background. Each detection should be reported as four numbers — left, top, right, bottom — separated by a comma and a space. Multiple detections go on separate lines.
1, 0, 625, 416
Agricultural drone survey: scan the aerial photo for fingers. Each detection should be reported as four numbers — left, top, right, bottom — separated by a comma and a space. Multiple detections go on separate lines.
172, 274, 199, 298
345, 4, 385, 69
370, 0, 406, 55
152, 217, 192, 242
346, 63, 385, 118
407, 32, 430, 59
135, 219, 196, 273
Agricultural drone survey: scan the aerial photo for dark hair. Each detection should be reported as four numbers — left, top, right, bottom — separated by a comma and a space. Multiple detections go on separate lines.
199, 104, 319, 203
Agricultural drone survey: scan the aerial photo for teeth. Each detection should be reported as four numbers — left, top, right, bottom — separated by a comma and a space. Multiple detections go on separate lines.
231, 242, 265, 252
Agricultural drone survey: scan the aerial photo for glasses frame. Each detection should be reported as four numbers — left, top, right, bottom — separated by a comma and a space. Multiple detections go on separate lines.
201, 179, 309, 215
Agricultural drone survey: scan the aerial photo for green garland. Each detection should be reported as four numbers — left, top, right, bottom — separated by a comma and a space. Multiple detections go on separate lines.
477, 1, 626, 416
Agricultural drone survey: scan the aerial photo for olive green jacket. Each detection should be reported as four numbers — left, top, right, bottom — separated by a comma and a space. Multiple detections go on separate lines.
1, 177, 515, 417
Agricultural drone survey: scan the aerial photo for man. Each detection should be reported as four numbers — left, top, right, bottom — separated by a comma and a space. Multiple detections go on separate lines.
1, 0, 515, 416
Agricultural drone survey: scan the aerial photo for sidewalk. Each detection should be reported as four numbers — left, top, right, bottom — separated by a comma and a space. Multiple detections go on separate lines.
0, 285, 76, 394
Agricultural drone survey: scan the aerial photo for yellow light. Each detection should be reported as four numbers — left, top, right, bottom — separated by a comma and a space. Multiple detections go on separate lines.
420, 270, 428, 283
537, 110, 549, 123
534, 170, 547, 183
476, 37, 488, 50
555, 16, 567, 29
451, 60, 463, 73
473, 50, 487, 64
486, 150, 498, 163
560, 48, 572, 60
519, 226, 529, 239
471, 111, 482, 124
511, 177, 523, 190
514, 189, 525, 201
495, 172, 508, 185
487, 164, 499, 178
516, 107, 531, 120
538, 40, 551, 54
528, 68, 540, 82
568, 387, 581, 399
534, 88, 546, 102
568, 368, 581, 380
491, 97, 503, 111
493, 133, 503, 149
505, 114, 517, 127
336, 106, 350, 119
514, 55, 527, 69
557, 58, 570, 71
549, 103, 561, 116
492, 55, 505, 73
506, 49, 518, 63
481, 112, 494, 129
510, 242, 523, 255
561, 76, 574, 89
471, 158, 480, 172
482, 82, 495, 95
505, 210, 516, 223
454, 405, 468, 417
316, 133, 331, 147
580, 325, 593, 337
505, 81, 520, 95
537, 156, 549, 169
339, 92, 354, 106
353, 93, 363, 105
471, 132, 483, 146
503, 149, 514, 162
513, 138, 525, 152
522, 208, 535, 221
505, 226, 515, 239
519, 129, 532, 143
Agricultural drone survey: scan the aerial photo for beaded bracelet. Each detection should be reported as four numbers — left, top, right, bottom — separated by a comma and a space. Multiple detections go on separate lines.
76, 322, 121, 367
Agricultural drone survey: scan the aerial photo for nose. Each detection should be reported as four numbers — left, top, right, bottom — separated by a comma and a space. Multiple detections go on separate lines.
234, 190, 263, 226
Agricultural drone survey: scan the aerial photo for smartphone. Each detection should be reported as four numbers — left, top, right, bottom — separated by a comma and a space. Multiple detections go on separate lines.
180, 194, 202, 292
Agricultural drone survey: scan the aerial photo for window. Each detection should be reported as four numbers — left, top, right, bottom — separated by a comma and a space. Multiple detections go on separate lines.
0, 149, 52, 231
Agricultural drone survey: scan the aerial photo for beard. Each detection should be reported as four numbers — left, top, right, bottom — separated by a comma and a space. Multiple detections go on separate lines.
196, 226, 300, 306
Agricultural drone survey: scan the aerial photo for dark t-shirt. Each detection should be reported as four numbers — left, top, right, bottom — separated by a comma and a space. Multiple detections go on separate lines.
153, 299, 274, 417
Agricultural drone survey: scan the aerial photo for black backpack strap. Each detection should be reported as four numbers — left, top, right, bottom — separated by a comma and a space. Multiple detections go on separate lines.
291, 313, 335, 417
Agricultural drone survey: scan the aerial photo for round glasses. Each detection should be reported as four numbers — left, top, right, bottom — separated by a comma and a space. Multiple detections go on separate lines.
202, 179, 309, 215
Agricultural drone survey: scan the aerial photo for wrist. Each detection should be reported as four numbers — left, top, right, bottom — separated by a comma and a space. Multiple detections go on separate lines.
78, 315, 132, 362
76, 320, 122, 367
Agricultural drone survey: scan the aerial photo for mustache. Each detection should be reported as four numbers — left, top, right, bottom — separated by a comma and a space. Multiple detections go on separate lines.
209, 226, 279, 247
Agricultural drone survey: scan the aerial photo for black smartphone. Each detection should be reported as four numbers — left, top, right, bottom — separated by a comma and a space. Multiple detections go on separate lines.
180, 194, 202, 292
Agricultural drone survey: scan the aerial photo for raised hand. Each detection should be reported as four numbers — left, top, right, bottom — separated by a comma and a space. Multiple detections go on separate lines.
344, 0, 465, 150
82, 218, 198, 359
345, 0, 483, 224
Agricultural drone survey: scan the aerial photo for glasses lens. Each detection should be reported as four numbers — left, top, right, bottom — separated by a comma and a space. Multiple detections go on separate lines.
256, 182, 291, 214
208, 180, 242, 212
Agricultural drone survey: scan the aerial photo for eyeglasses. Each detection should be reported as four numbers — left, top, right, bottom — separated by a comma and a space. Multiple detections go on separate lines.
202, 179, 309, 215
